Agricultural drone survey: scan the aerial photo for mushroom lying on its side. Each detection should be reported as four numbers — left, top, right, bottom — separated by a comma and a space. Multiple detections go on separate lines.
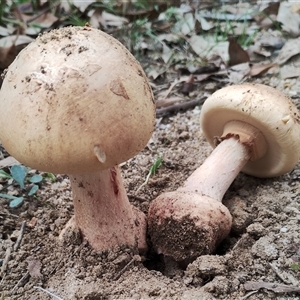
0, 26, 155, 253
148, 84, 300, 264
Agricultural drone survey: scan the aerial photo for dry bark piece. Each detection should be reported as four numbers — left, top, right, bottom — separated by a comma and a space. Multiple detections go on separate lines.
244, 281, 300, 293
148, 83, 300, 264
0, 26, 155, 254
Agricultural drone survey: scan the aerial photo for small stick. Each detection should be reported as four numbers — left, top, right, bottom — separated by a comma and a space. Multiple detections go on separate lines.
0, 272, 5, 286
113, 255, 141, 281
231, 233, 247, 251
269, 262, 290, 285
161, 78, 187, 102
11, 271, 30, 294
0, 247, 12, 277
240, 290, 259, 300
156, 97, 206, 118
13, 221, 26, 252
0, 221, 25, 278
33, 286, 64, 300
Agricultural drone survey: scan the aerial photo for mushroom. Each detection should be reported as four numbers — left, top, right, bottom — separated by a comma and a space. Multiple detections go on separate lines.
148, 83, 300, 264
0, 26, 155, 253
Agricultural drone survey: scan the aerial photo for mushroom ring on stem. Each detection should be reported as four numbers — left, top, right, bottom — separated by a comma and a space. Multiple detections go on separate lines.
148, 83, 300, 264
0, 26, 155, 253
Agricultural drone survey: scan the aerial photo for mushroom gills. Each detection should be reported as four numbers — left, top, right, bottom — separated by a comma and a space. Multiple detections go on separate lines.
220, 120, 268, 161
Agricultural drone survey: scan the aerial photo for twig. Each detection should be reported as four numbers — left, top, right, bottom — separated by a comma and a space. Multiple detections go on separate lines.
13, 221, 26, 251
161, 78, 187, 102
0, 247, 12, 277
231, 233, 247, 251
156, 97, 206, 118
49, 240, 88, 276
127, 193, 148, 202
11, 271, 30, 294
33, 286, 64, 300
0, 272, 5, 286
0, 221, 26, 278
240, 290, 259, 300
269, 262, 290, 285
113, 255, 141, 280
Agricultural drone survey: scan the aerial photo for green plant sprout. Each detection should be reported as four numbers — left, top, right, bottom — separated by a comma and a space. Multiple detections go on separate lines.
0, 165, 49, 208
291, 262, 300, 273
136, 156, 162, 194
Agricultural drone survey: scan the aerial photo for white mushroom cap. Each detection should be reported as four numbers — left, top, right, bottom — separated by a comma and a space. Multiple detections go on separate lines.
0, 26, 155, 174
200, 83, 300, 177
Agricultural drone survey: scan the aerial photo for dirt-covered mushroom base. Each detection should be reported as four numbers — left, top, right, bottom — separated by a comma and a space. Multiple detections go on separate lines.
1, 82, 300, 299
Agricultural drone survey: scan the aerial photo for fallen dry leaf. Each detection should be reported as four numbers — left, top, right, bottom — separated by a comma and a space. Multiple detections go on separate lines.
0, 44, 18, 69
189, 35, 229, 63
247, 43, 271, 60
29, 12, 58, 28
173, 12, 195, 35
161, 43, 174, 64
194, 13, 213, 31
99, 11, 129, 29
0, 35, 34, 48
249, 62, 276, 77
254, 2, 280, 30
228, 38, 250, 66
280, 65, 300, 79
0, 24, 15, 36
277, 1, 300, 37
121, 3, 169, 22
181, 75, 194, 95
274, 37, 300, 65
62, 0, 94, 12
0, 156, 21, 169
227, 62, 250, 83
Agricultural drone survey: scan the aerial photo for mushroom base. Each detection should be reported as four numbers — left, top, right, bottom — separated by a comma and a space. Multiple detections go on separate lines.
148, 191, 232, 264
63, 166, 147, 254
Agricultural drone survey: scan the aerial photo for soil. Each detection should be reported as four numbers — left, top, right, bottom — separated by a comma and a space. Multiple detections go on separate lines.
1, 58, 300, 300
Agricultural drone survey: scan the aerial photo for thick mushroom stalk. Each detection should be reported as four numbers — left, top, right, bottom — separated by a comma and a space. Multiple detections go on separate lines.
0, 26, 155, 254
148, 84, 300, 264
67, 167, 147, 252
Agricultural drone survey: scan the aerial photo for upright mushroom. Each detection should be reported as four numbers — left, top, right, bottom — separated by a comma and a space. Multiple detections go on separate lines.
148, 84, 300, 264
0, 26, 155, 253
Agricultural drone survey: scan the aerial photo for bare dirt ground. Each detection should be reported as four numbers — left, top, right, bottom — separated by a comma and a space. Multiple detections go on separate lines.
1, 73, 300, 299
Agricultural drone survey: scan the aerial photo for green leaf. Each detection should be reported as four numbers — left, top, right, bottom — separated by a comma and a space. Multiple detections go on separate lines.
9, 197, 24, 208
45, 172, 56, 181
28, 184, 39, 196
149, 157, 162, 176
135, 156, 163, 194
291, 263, 300, 272
0, 170, 12, 179
0, 193, 19, 200
29, 174, 43, 183
10, 165, 28, 189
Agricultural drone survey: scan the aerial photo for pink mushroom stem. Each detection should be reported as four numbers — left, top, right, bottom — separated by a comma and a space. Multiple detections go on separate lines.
178, 137, 250, 201
68, 166, 147, 253
148, 122, 265, 263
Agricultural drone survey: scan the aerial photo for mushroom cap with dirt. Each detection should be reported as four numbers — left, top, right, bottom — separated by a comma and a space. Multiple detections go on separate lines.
148, 83, 300, 264
0, 26, 155, 253
0, 26, 154, 175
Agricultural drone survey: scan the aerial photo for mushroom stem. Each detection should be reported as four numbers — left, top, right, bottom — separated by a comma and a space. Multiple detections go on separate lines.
178, 137, 250, 201
148, 121, 268, 263
178, 120, 267, 200
69, 166, 147, 253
